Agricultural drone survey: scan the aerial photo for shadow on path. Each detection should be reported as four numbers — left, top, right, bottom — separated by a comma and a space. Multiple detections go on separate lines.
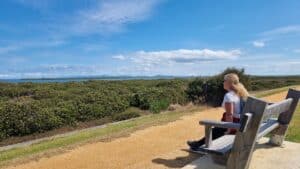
152, 149, 204, 168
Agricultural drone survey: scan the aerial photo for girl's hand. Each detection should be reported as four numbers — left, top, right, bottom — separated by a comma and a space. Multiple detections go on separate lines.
224, 129, 231, 135
224, 113, 233, 122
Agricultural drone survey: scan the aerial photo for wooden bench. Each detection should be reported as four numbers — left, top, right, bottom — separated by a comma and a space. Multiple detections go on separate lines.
194, 88, 300, 169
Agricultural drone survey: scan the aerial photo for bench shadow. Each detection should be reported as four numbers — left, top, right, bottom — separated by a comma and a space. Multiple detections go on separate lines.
152, 149, 204, 168
253, 138, 285, 151
151, 140, 279, 169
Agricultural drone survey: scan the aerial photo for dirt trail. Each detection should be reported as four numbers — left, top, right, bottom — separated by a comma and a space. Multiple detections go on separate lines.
4, 89, 296, 169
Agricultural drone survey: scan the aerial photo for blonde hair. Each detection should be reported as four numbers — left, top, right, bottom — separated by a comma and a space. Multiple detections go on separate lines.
224, 73, 249, 100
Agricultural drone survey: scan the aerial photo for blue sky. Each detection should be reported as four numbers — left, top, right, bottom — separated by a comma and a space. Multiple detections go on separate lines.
0, 0, 300, 78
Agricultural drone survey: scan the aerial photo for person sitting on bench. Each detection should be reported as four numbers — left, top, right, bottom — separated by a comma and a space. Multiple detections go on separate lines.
187, 73, 249, 151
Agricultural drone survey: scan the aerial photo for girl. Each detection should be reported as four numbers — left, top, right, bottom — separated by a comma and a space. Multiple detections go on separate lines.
187, 73, 249, 150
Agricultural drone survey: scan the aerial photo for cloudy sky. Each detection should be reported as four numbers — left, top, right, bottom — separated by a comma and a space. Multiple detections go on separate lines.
0, 0, 300, 78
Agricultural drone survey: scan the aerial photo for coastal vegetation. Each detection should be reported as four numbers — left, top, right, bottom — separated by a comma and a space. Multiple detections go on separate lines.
0, 68, 300, 141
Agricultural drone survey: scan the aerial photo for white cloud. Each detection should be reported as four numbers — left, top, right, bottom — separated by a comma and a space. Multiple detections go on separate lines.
252, 25, 300, 48
112, 55, 126, 60
112, 49, 241, 69
252, 41, 265, 48
12, 0, 163, 37
71, 0, 162, 35
262, 25, 300, 36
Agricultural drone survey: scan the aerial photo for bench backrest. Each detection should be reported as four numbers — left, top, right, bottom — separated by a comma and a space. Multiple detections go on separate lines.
226, 88, 300, 169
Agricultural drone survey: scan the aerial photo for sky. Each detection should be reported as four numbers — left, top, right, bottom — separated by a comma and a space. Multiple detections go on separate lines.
0, 0, 300, 79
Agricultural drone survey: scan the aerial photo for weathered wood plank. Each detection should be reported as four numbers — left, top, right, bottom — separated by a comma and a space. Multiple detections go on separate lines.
194, 89, 299, 169
239, 113, 252, 133
269, 89, 300, 145
257, 119, 279, 139
226, 96, 268, 169
200, 120, 241, 129
264, 98, 293, 116
197, 135, 235, 155
205, 125, 213, 148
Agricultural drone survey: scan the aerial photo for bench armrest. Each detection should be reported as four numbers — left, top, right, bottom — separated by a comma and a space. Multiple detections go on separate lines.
199, 120, 241, 129
200, 120, 240, 148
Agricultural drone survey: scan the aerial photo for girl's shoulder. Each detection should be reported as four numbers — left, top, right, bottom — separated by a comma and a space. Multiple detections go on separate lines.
224, 91, 239, 102
225, 91, 237, 97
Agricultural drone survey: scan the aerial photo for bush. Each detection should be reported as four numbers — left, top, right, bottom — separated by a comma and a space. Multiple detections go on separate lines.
53, 101, 77, 126
186, 78, 205, 104
149, 99, 170, 113
204, 77, 226, 106
112, 111, 140, 121
0, 101, 62, 140
129, 80, 188, 110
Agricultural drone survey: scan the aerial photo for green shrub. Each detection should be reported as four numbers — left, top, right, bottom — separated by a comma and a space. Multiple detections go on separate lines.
0, 101, 62, 140
0, 69, 298, 141
149, 99, 170, 113
204, 77, 226, 106
186, 78, 205, 104
53, 101, 77, 126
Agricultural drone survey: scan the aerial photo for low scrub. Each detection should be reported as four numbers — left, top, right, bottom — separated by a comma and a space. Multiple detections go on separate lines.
0, 68, 299, 141
0, 79, 188, 140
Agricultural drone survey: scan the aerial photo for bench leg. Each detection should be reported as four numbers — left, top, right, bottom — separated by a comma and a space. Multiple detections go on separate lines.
269, 124, 288, 146
270, 89, 300, 146
211, 153, 229, 166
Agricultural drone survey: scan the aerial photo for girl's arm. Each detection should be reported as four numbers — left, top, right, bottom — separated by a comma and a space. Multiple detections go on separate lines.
224, 102, 234, 122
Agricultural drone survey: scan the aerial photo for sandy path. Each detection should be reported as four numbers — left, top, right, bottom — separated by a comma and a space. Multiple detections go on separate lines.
4, 89, 296, 169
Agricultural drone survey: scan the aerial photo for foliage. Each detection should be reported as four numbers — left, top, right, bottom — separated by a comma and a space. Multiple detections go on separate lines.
0, 79, 189, 140
185, 78, 206, 104
0, 68, 299, 141
149, 99, 170, 113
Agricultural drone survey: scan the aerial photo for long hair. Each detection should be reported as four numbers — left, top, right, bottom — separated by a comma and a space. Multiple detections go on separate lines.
224, 73, 249, 100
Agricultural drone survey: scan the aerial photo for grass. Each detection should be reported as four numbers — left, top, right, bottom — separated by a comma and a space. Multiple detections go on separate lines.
0, 85, 299, 167
252, 85, 299, 98
286, 105, 300, 142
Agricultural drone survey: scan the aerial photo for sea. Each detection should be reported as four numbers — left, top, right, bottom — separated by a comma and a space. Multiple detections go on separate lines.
0, 76, 189, 83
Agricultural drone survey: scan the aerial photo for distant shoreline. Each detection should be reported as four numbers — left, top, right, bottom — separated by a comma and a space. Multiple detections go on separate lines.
0, 75, 300, 83
0, 76, 193, 83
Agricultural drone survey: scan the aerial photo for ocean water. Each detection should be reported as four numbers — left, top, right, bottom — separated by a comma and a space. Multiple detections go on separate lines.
0, 76, 181, 83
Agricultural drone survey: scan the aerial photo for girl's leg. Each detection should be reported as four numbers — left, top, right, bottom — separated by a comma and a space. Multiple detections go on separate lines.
188, 127, 227, 148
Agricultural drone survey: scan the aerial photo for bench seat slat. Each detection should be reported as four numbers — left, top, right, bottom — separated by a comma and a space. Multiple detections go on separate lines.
196, 119, 280, 155
264, 98, 293, 116
197, 135, 235, 155
199, 120, 241, 129
257, 119, 279, 139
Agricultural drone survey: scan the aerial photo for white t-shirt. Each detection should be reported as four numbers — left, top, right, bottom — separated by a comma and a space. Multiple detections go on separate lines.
222, 91, 241, 118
